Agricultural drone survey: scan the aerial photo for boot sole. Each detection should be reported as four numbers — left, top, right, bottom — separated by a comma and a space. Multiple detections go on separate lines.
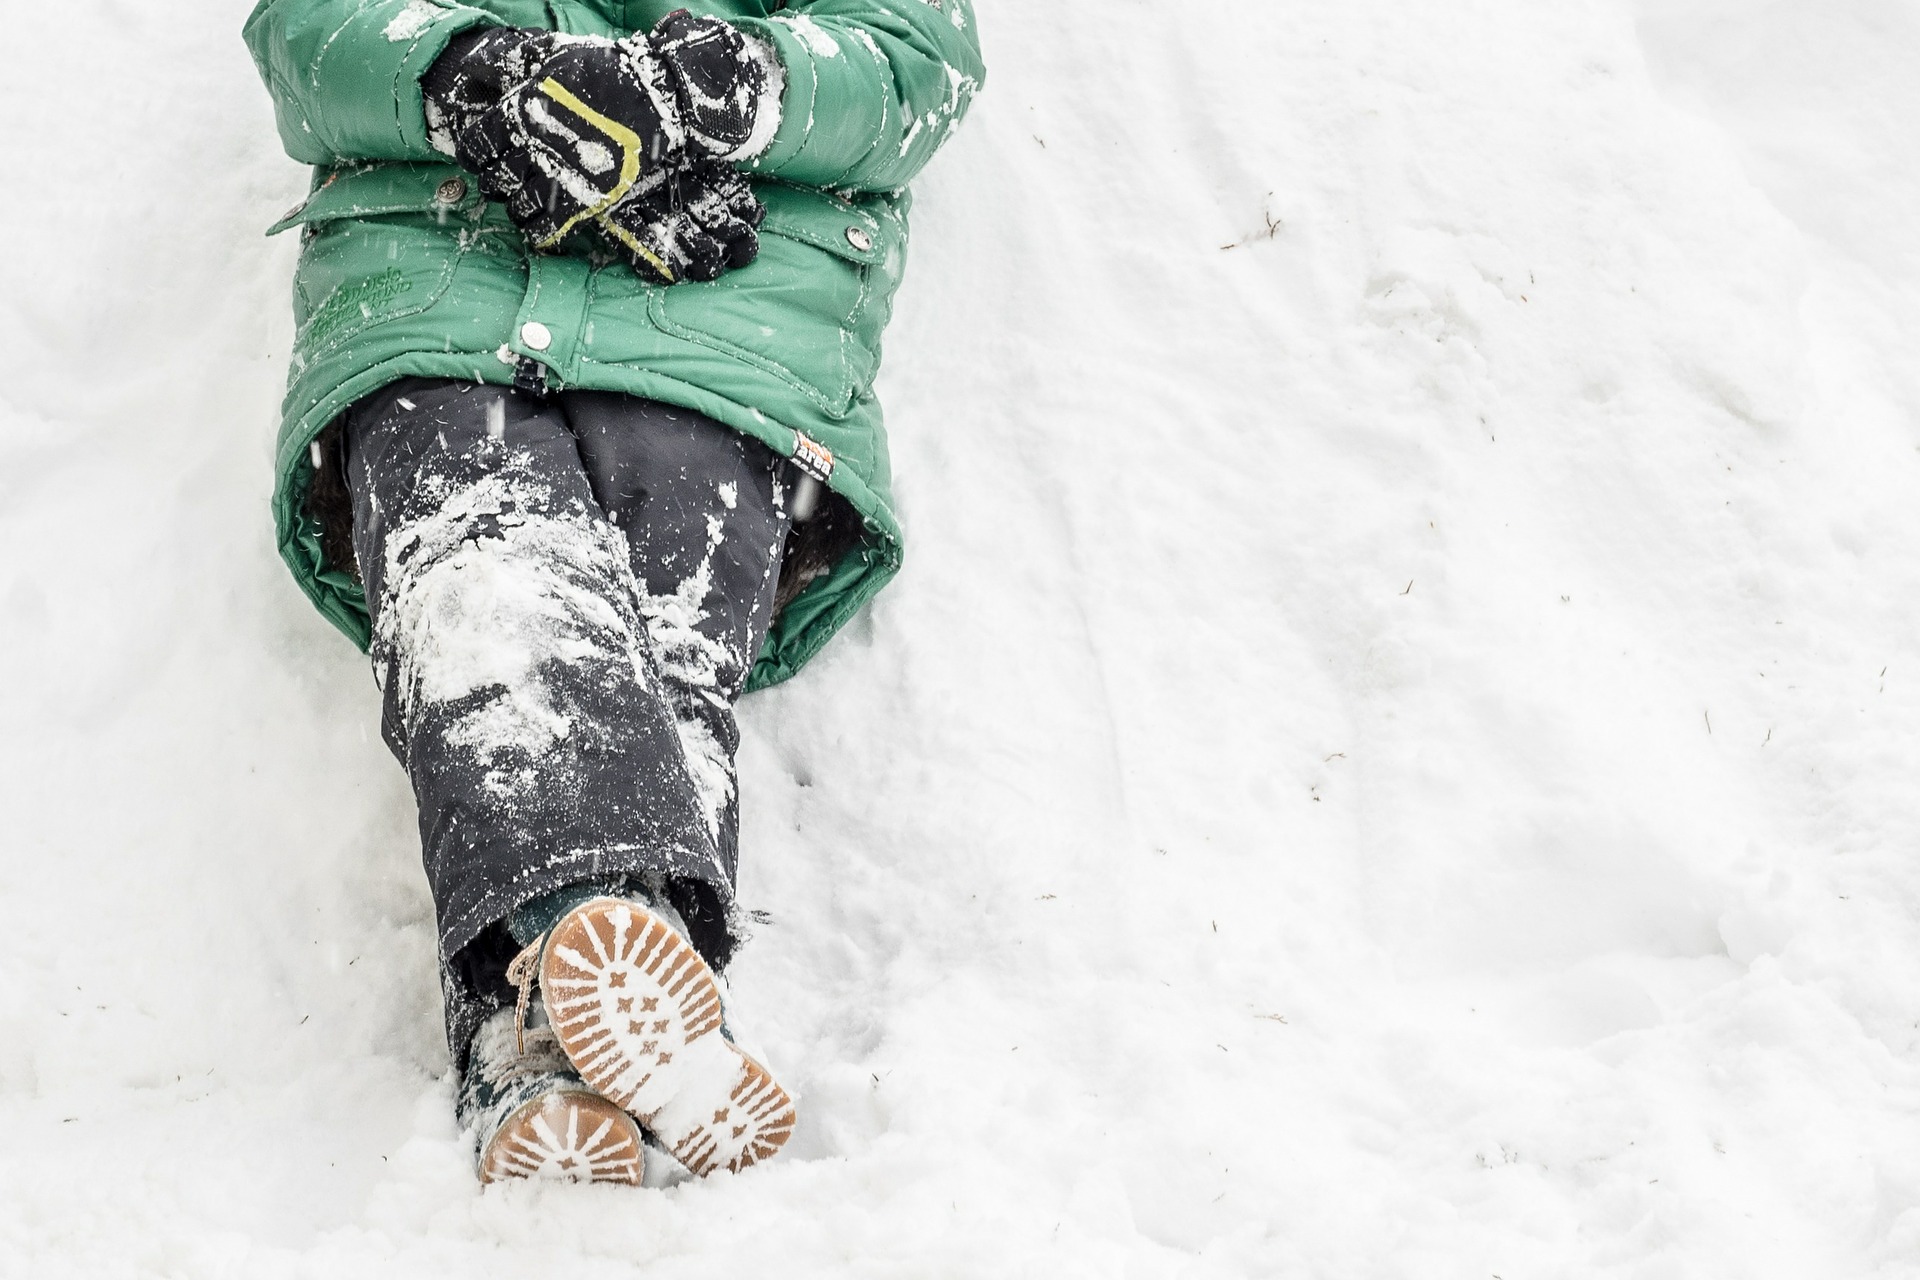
479, 1087, 645, 1184
541, 898, 796, 1176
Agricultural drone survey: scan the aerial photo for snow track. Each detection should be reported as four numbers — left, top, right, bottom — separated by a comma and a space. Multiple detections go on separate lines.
3, 1, 1920, 1275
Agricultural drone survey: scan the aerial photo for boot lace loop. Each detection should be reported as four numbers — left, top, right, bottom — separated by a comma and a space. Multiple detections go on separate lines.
505, 933, 546, 1057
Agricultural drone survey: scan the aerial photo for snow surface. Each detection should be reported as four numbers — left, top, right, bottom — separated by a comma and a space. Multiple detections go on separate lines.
4, 1, 1920, 1275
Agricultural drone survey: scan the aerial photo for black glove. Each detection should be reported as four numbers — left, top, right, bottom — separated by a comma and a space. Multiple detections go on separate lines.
650, 9, 782, 161
421, 17, 776, 273
450, 34, 687, 250
421, 27, 562, 158
595, 158, 764, 284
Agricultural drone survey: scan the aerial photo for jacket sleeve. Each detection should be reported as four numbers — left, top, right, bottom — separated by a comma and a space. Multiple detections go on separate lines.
243, 0, 500, 165
733, 0, 985, 193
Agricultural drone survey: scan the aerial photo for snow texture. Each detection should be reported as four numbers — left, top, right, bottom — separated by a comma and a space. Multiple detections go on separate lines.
775, 14, 841, 60
384, 0, 445, 44
634, 508, 743, 846
373, 459, 652, 797
4, 1, 1920, 1276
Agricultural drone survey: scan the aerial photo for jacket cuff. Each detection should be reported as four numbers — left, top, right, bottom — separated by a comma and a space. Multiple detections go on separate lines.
731, 16, 847, 183
317, 1, 501, 159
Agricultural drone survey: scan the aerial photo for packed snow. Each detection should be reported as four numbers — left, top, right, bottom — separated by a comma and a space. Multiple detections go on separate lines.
4, 1, 1920, 1275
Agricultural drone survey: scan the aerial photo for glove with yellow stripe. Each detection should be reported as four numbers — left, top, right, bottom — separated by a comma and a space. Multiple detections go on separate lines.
449, 34, 687, 253
426, 13, 780, 281
596, 157, 765, 284
421, 27, 563, 160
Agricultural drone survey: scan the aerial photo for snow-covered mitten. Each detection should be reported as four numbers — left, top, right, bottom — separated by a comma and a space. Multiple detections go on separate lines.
451, 34, 690, 250
649, 9, 785, 162
506, 893, 796, 1176
458, 1006, 645, 1185
596, 157, 765, 284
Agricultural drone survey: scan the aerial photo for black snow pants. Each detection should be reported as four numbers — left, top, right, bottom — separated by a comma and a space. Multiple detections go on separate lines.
339, 377, 790, 1063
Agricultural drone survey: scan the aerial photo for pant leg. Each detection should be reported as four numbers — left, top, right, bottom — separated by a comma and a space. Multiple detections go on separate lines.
341, 378, 728, 1059
564, 392, 792, 899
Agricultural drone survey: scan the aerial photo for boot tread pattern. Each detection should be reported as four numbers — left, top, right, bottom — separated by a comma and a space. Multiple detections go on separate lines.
480, 1089, 644, 1185
543, 899, 795, 1177
669, 1055, 796, 1176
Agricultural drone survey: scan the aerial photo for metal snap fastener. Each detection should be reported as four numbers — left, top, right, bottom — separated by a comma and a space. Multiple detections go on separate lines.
845, 226, 873, 252
435, 177, 469, 205
519, 321, 553, 352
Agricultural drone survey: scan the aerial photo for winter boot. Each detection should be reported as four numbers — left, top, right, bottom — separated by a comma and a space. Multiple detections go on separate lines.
506, 893, 796, 1176
459, 1004, 646, 1185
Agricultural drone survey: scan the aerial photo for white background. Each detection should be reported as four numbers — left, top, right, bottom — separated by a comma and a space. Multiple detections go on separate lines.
3, 1, 1919, 1275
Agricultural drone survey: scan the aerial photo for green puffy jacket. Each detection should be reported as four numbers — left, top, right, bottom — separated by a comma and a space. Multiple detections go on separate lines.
243, 0, 983, 688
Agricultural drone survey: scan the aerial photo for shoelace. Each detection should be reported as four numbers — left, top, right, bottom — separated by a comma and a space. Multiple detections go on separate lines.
505, 932, 548, 1057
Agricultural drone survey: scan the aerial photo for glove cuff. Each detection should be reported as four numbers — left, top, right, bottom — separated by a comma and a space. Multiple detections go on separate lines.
721, 33, 785, 163
652, 14, 786, 162
422, 26, 560, 158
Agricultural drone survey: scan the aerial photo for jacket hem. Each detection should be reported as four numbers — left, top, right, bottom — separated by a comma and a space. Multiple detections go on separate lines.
273, 351, 902, 691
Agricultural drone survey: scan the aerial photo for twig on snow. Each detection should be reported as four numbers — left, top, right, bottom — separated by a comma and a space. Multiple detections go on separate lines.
1221, 194, 1282, 250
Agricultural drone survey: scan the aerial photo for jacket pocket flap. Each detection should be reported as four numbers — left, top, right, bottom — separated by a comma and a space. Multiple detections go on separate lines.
757, 184, 887, 267
267, 163, 484, 236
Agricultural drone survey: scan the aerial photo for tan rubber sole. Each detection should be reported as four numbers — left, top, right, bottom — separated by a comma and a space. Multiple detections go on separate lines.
478, 1088, 645, 1184
542, 898, 796, 1176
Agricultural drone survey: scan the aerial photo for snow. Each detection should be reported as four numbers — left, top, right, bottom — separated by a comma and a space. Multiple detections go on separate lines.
3, 1, 1920, 1276
373, 461, 632, 789
775, 14, 842, 60
637, 508, 748, 845
384, 1, 445, 44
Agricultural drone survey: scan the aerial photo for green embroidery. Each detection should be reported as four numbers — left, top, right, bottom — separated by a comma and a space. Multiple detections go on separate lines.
303, 269, 412, 347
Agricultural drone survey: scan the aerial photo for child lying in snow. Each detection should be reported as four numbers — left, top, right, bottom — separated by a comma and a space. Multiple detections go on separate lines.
243, 0, 982, 1183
